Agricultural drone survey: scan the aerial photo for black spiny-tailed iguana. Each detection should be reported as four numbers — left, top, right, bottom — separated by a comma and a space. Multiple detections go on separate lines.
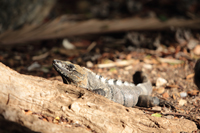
53, 59, 161, 107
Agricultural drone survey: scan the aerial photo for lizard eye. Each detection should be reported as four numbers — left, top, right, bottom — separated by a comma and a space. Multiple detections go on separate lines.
68, 64, 75, 70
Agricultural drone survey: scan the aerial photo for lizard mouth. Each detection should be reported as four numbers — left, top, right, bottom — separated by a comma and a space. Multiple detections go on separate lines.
61, 75, 73, 84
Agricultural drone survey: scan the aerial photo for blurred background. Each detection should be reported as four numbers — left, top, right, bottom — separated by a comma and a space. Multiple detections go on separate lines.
1, 0, 200, 77
0, 0, 200, 129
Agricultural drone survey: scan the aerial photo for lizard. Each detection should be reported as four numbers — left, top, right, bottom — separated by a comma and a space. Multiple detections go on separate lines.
52, 59, 161, 107
194, 59, 200, 90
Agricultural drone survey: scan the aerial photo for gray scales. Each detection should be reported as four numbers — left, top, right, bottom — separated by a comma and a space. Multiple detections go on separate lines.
53, 59, 161, 107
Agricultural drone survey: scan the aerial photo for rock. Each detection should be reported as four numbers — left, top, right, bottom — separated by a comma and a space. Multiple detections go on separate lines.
86, 61, 93, 68
178, 99, 187, 106
156, 77, 167, 87
143, 64, 153, 70
62, 39, 76, 49
180, 92, 187, 98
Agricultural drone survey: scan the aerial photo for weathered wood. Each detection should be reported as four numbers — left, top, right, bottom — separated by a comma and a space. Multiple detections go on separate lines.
0, 62, 197, 132
0, 104, 89, 133
1, 17, 200, 45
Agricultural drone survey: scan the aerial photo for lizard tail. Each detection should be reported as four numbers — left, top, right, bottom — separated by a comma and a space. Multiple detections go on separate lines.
133, 71, 149, 85
133, 71, 152, 96
133, 71, 159, 107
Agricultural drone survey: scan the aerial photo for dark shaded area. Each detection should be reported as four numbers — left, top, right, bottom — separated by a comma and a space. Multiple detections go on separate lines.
0, 115, 39, 133
133, 71, 148, 84
1, 0, 200, 33
55, 0, 200, 19
0, 0, 55, 33
194, 59, 200, 90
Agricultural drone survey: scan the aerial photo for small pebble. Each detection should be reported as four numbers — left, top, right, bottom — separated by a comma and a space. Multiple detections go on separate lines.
156, 77, 167, 87
143, 64, 153, 70
152, 106, 162, 111
179, 92, 187, 98
125, 65, 133, 70
164, 115, 174, 119
178, 99, 187, 106
62, 39, 75, 49
86, 61, 93, 68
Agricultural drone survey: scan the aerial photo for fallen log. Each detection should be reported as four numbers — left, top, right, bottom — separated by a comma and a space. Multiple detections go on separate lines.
1, 17, 200, 45
0, 62, 197, 132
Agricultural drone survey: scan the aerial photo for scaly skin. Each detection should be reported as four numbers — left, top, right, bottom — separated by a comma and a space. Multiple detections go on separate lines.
53, 59, 160, 107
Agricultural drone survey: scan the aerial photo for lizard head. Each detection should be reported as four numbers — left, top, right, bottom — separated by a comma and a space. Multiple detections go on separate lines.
53, 59, 88, 88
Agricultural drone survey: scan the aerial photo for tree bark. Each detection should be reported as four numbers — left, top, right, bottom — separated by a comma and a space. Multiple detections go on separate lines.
0, 62, 197, 132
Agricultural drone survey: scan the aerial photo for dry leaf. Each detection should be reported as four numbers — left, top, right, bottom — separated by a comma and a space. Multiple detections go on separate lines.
162, 92, 169, 98
186, 73, 194, 79
143, 58, 159, 64
43, 118, 48, 122
187, 90, 199, 96
32, 52, 49, 61
172, 94, 177, 100
167, 85, 179, 88
126, 54, 132, 60
97, 59, 136, 68
154, 87, 165, 94
157, 57, 183, 64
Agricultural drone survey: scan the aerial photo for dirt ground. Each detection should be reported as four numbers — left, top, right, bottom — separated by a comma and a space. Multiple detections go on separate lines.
0, 32, 199, 130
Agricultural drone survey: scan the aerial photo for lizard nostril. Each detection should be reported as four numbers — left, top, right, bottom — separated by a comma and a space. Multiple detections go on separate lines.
53, 59, 58, 63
